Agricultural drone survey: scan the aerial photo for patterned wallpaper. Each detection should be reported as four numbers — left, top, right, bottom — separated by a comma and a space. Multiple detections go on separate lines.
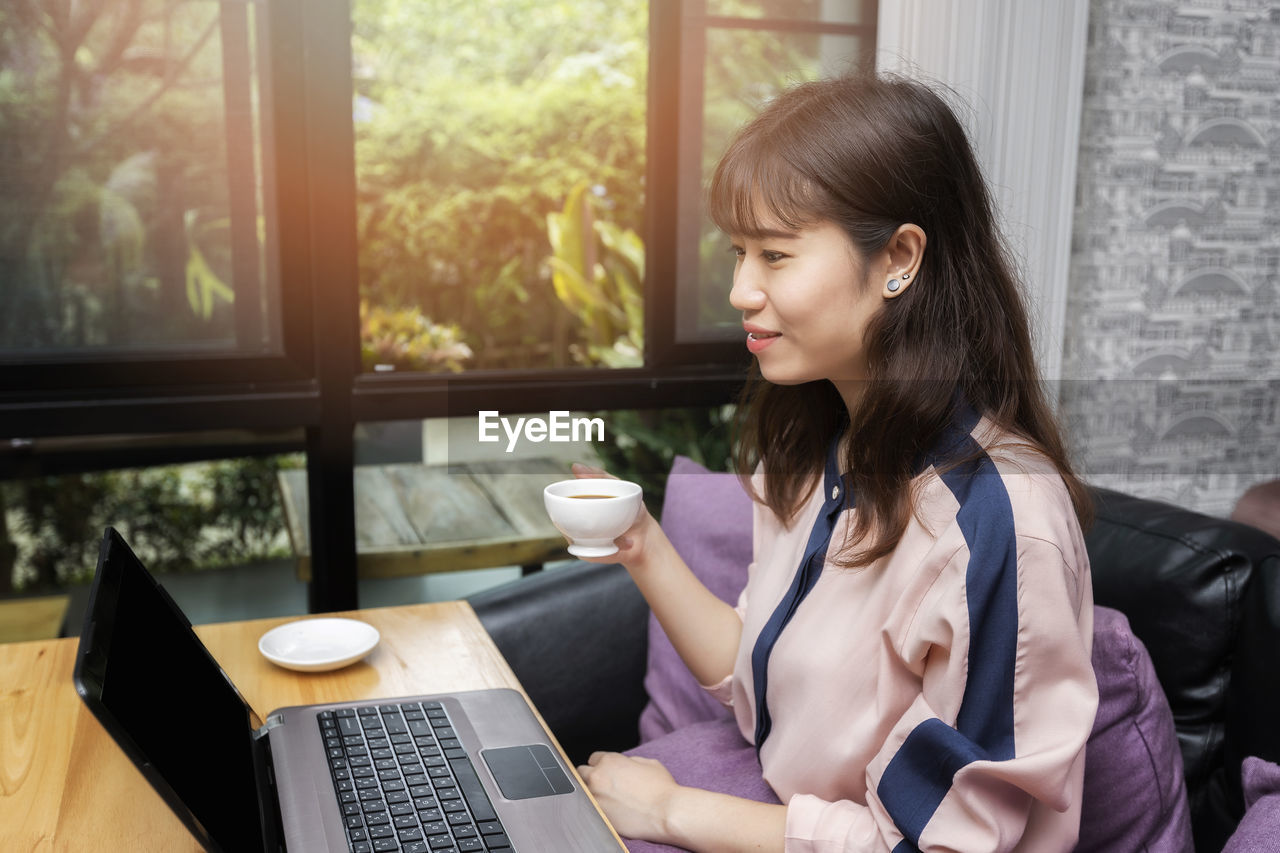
1060, 0, 1280, 515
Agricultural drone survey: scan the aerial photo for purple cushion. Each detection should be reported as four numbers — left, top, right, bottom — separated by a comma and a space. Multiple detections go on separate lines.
622, 719, 781, 853
639, 457, 752, 742
1221, 757, 1280, 853
1076, 606, 1193, 853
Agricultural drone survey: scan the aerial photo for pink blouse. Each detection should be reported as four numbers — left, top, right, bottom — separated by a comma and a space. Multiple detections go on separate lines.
705, 421, 1097, 852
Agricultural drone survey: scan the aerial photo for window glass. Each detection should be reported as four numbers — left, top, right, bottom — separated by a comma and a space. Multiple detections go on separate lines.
0, 0, 279, 359
678, 26, 865, 342
352, 1, 648, 373
1, 451, 303, 643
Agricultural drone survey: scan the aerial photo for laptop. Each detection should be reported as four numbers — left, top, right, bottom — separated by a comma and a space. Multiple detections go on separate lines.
73, 527, 622, 853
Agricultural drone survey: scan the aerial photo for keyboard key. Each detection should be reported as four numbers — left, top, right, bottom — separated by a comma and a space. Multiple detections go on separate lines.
458, 840, 484, 852
404, 842, 430, 853
348, 827, 368, 842
353, 843, 373, 853
452, 824, 477, 838
447, 812, 471, 826
441, 800, 467, 814
369, 824, 394, 839
422, 820, 448, 834
399, 827, 426, 842
484, 832, 511, 850
477, 821, 503, 835
391, 802, 415, 816
373, 839, 399, 852
429, 835, 455, 849
366, 812, 391, 826
358, 705, 378, 716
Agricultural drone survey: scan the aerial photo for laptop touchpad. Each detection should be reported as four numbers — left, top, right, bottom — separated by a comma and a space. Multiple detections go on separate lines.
481, 744, 575, 799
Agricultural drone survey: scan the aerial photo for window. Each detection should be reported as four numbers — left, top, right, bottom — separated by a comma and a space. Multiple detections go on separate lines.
0, 0, 291, 377
2, 0, 878, 614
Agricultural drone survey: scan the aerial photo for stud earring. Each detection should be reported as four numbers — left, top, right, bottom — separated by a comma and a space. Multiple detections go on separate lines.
886, 278, 901, 293
902, 273, 911, 280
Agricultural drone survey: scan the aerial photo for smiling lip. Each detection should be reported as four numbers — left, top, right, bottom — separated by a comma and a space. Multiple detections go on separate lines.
744, 323, 781, 354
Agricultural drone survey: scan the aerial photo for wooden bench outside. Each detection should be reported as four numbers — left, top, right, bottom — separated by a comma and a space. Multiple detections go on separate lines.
277, 457, 573, 580
0, 594, 70, 644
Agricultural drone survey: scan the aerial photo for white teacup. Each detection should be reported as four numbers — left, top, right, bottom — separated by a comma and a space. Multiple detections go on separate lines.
543, 478, 643, 557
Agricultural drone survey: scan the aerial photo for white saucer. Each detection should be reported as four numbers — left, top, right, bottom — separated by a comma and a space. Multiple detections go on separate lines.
258, 617, 380, 672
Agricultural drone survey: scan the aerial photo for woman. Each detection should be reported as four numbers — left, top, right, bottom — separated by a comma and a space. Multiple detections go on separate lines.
573, 73, 1098, 853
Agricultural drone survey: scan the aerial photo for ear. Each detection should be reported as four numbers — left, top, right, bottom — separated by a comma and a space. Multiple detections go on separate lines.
881, 224, 927, 299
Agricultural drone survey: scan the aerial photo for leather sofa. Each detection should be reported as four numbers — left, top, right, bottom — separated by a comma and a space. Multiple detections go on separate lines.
468, 484, 1280, 852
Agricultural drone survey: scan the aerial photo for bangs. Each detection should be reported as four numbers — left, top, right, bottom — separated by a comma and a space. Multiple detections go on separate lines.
707, 135, 825, 238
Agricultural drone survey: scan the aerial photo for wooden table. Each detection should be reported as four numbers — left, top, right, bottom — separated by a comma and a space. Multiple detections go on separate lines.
0, 602, 621, 852
278, 458, 572, 580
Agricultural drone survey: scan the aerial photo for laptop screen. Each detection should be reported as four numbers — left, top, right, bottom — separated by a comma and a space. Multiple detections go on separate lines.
74, 529, 268, 853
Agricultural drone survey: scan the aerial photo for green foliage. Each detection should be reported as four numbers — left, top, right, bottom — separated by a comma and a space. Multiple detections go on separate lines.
3, 457, 295, 592
1, 0, 245, 349
352, 0, 647, 370
546, 182, 643, 367
360, 302, 473, 373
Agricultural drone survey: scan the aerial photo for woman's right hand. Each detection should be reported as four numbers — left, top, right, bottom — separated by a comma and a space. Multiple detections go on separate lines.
570, 464, 743, 687
569, 462, 658, 569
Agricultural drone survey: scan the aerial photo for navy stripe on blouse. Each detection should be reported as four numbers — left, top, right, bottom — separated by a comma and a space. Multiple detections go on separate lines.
877, 420, 1020, 849
749, 431, 851, 756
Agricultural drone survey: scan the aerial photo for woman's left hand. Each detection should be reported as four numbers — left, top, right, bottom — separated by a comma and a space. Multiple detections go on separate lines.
577, 751, 680, 842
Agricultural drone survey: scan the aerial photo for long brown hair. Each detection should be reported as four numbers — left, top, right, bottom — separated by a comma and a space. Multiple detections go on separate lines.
711, 73, 1091, 567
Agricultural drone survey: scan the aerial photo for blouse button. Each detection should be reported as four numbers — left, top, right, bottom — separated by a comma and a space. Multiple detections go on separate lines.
831, 485, 839, 500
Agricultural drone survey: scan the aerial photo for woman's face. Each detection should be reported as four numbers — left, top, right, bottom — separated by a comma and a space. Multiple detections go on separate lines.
728, 217, 884, 400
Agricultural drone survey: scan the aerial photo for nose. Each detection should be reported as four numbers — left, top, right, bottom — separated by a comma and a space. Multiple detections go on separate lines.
728, 260, 766, 312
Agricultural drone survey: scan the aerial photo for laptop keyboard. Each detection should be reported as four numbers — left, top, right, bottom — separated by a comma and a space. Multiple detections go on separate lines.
319, 701, 512, 853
